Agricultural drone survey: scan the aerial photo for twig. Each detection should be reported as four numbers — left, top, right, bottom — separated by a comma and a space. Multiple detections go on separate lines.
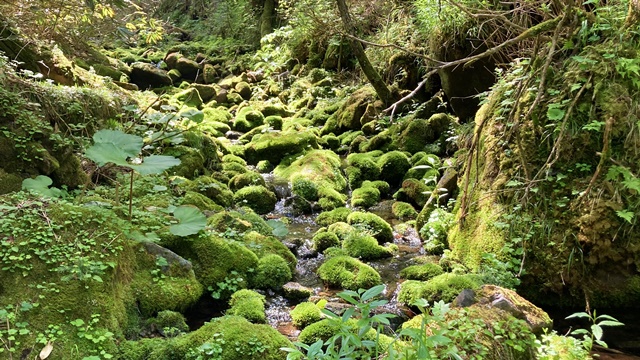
340, 32, 445, 65
575, 116, 614, 204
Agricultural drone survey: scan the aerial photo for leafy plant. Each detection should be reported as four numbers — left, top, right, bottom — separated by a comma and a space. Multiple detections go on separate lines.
565, 310, 624, 352
169, 206, 207, 237
266, 219, 289, 237
21, 176, 66, 199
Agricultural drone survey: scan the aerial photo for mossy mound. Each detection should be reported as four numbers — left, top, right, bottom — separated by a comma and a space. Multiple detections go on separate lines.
172, 87, 203, 108
164, 233, 258, 290
396, 113, 453, 154
394, 178, 432, 208
317, 186, 348, 210
234, 106, 265, 132
345, 152, 382, 189
400, 262, 444, 281
227, 289, 266, 323
178, 175, 234, 207
327, 222, 356, 241
254, 254, 293, 290
290, 302, 322, 329
163, 145, 206, 179
316, 207, 351, 227
244, 130, 319, 165
131, 270, 203, 316
316, 256, 382, 290
241, 231, 297, 271
377, 151, 411, 187
398, 273, 482, 305
274, 149, 346, 191
312, 230, 341, 253
228, 171, 265, 192
207, 208, 272, 236
346, 212, 394, 244
351, 185, 381, 208
298, 318, 394, 353
392, 201, 418, 220
342, 232, 394, 260
233, 185, 277, 214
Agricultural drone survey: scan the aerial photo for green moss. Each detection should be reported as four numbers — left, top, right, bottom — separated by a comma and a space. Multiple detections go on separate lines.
254, 254, 293, 290
179, 176, 234, 207
155, 310, 189, 333
0, 169, 22, 194
292, 175, 319, 201
274, 149, 346, 192
345, 152, 382, 188
317, 207, 351, 227
317, 186, 347, 210
396, 114, 452, 154
233, 185, 277, 214
321, 134, 341, 150
398, 273, 482, 305
347, 212, 394, 244
165, 233, 258, 289
222, 154, 247, 166
234, 107, 265, 132
227, 289, 266, 323
362, 180, 391, 197
327, 222, 355, 241
207, 208, 272, 236
342, 232, 393, 260
163, 145, 206, 179
222, 161, 248, 178
172, 88, 203, 108
351, 185, 380, 208
264, 115, 284, 130
316, 256, 382, 290
290, 302, 322, 329
256, 160, 273, 173
241, 231, 297, 271
392, 201, 418, 220
181, 191, 224, 212
377, 151, 411, 186
400, 262, 444, 281
394, 178, 432, 208
228, 171, 265, 192
403, 154, 441, 181
312, 230, 341, 253
244, 130, 319, 165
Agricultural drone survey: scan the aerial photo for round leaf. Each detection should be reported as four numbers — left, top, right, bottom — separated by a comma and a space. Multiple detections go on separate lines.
170, 206, 206, 237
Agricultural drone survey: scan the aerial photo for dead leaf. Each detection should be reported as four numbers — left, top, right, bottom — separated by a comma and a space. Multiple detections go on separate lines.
39, 341, 53, 359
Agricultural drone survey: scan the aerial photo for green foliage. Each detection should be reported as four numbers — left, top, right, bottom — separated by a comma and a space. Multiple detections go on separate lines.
208, 270, 247, 300
21, 175, 66, 198
564, 310, 623, 352
420, 208, 454, 255
169, 206, 207, 236
316, 256, 382, 290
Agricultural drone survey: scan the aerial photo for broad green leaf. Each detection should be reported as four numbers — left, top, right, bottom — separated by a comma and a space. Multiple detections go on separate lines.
361, 284, 385, 301
130, 155, 181, 175
266, 219, 289, 237
591, 324, 603, 340
85, 142, 132, 167
598, 320, 624, 327
22, 176, 64, 198
169, 206, 206, 237
180, 109, 205, 123
547, 106, 565, 121
92, 129, 142, 158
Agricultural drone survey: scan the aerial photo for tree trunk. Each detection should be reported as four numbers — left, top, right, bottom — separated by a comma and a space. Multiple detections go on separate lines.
260, 0, 276, 39
335, 0, 394, 106
626, 0, 640, 27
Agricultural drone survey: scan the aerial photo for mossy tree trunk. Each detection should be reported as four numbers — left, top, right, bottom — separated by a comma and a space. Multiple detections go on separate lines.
260, 0, 276, 39
335, 0, 395, 106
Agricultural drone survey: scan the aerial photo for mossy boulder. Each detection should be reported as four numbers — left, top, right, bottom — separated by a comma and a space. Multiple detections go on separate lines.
342, 232, 393, 260
131, 270, 203, 316
316, 207, 351, 227
191, 83, 217, 102
254, 254, 293, 290
244, 130, 319, 165
222, 153, 247, 166
130, 62, 172, 89
264, 115, 284, 130
233, 185, 277, 214
235, 81, 252, 100
207, 208, 272, 236
222, 161, 248, 178
327, 222, 356, 241
227, 289, 266, 323
0, 169, 24, 194
290, 302, 322, 328
172, 87, 203, 108
398, 273, 482, 305
234, 107, 265, 132
397, 113, 453, 154
241, 231, 297, 271
330, 86, 381, 133
317, 186, 347, 210
163, 145, 205, 179
392, 201, 419, 220
394, 178, 432, 208
377, 151, 411, 187
175, 56, 201, 80
274, 149, 346, 192
256, 160, 273, 173
347, 212, 394, 244
179, 176, 234, 207
351, 185, 380, 208
316, 256, 382, 290
181, 191, 224, 212
154, 310, 189, 335
228, 171, 265, 192
312, 230, 341, 253
400, 262, 444, 281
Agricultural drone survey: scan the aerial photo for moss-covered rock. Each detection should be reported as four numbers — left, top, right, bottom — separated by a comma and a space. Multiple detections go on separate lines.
394, 178, 432, 208
175, 56, 201, 80
131, 273, 203, 315
227, 289, 266, 323
233, 185, 277, 214
397, 113, 453, 154
274, 149, 346, 192
400, 262, 444, 281
254, 254, 293, 290
181, 191, 224, 212
234, 107, 265, 132
0, 169, 23, 194
316, 207, 351, 227
256, 160, 273, 173
179, 176, 234, 207
130, 62, 173, 89
391, 201, 419, 220
330, 86, 382, 133
290, 301, 322, 329
154, 310, 189, 335
398, 273, 482, 305
316, 256, 382, 290
351, 185, 380, 208
228, 171, 265, 192
172, 87, 203, 108
347, 212, 394, 244
377, 151, 411, 187
244, 130, 319, 165
312, 230, 341, 253
327, 222, 356, 241
222, 161, 248, 178
342, 232, 393, 260
345, 152, 382, 188
241, 231, 297, 271
235, 81, 252, 100
317, 186, 347, 210
163, 145, 206, 179
264, 115, 284, 130
207, 208, 272, 236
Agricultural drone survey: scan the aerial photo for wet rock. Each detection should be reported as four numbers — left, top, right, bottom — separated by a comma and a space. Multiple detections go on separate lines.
142, 242, 192, 274
283, 282, 314, 302
435, 167, 458, 205
130, 62, 172, 89
225, 130, 243, 140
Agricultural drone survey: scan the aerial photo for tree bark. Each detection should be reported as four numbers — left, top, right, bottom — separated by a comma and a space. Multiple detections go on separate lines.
626, 0, 640, 27
335, 0, 394, 106
260, 0, 276, 39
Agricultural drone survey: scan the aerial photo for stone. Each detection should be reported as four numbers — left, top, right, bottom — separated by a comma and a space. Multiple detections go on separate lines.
175, 56, 201, 81
283, 282, 314, 302
129, 62, 172, 89
143, 242, 193, 274
164, 52, 181, 69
